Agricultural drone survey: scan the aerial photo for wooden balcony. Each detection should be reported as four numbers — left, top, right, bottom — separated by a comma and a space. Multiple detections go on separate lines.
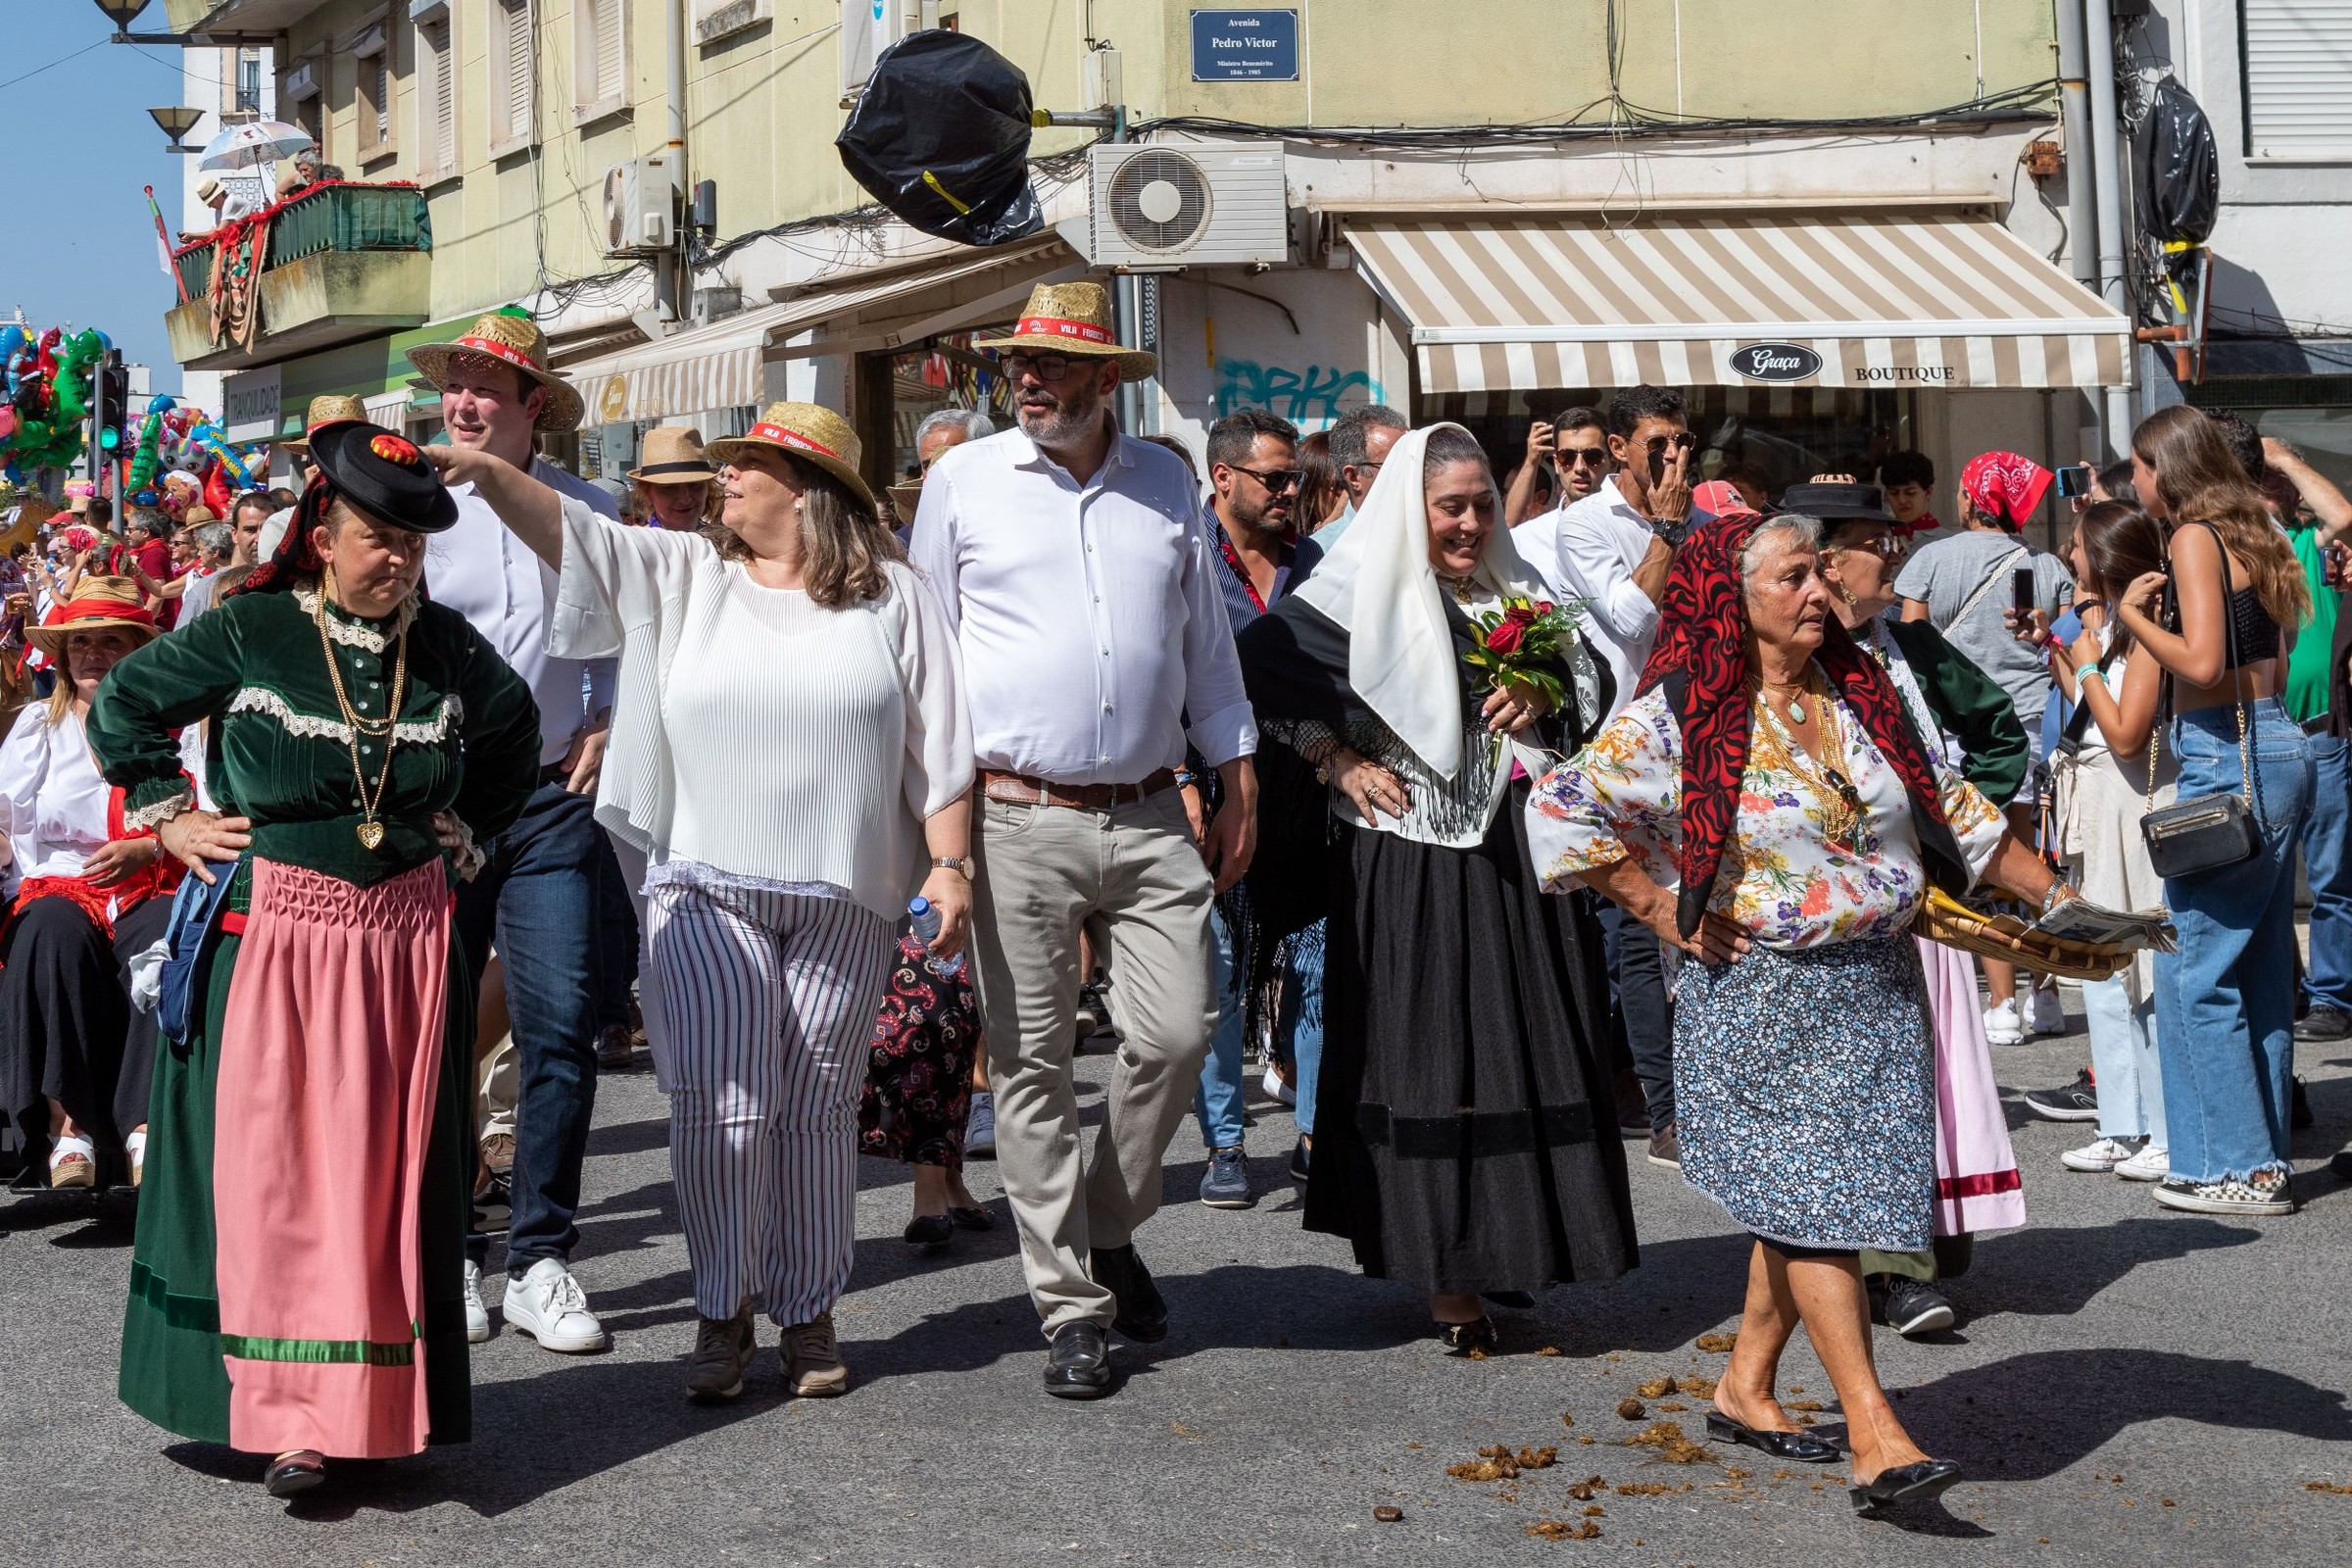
166, 182, 432, 371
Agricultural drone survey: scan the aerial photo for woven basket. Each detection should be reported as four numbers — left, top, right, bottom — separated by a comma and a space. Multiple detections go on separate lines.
1911, 888, 2137, 983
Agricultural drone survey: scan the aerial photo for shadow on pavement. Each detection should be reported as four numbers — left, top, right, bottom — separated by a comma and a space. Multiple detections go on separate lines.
1963, 1215, 2262, 1319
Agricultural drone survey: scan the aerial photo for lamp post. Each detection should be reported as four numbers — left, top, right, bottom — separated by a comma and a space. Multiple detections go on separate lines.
89, 0, 278, 46
149, 105, 204, 154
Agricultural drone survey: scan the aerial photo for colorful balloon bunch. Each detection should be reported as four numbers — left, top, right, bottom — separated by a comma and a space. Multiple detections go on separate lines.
0, 323, 115, 478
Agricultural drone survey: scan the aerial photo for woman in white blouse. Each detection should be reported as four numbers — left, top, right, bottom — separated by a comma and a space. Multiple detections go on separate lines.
0, 580, 179, 1191
430, 402, 971, 1403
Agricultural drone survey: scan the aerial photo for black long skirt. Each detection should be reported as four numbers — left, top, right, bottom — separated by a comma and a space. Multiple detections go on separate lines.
1, 893, 172, 1185
1304, 784, 1638, 1295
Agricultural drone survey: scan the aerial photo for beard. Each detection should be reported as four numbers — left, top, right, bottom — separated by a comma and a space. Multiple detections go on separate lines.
1016, 379, 1103, 448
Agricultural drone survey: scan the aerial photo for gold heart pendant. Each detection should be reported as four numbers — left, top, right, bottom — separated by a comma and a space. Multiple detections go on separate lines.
357, 820, 385, 850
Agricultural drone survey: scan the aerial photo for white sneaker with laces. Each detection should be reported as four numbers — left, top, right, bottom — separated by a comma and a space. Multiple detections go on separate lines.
462, 1259, 491, 1344
1261, 1062, 1297, 1106
2030, 984, 2067, 1036
964, 1092, 997, 1158
503, 1258, 609, 1353
1982, 999, 2024, 1047
2061, 1135, 2141, 1172
2116, 1144, 2171, 1182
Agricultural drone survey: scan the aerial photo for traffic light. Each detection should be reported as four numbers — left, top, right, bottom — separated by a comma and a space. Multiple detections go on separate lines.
93, 355, 130, 456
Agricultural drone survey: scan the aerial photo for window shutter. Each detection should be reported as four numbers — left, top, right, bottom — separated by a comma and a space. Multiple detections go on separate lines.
504, 0, 534, 141
594, 0, 624, 102
372, 55, 391, 148
430, 19, 456, 171
2244, 0, 2352, 158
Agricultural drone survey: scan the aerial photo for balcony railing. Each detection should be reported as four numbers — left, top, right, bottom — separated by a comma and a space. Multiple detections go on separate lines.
166, 180, 433, 369
172, 181, 429, 306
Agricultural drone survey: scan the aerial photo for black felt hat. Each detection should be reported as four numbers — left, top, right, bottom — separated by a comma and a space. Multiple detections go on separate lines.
1777, 481, 1896, 524
309, 422, 459, 534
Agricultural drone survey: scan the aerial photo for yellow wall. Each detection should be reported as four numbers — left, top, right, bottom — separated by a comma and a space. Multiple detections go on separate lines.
281, 0, 2060, 328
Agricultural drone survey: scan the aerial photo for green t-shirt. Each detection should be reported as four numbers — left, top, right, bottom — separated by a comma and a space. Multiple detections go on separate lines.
2286, 524, 2342, 725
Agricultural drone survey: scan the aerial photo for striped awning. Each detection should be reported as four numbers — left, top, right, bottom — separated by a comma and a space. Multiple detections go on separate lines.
1346, 212, 2132, 394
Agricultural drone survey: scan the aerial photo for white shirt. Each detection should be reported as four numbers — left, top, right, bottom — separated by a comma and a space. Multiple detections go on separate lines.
0, 706, 112, 887
545, 500, 971, 924
908, 424, 1255, 785
430, 455, 618, 766
1553, 475, 1662, 716
1510, 504, 1578, 602
177, 567, 221, 623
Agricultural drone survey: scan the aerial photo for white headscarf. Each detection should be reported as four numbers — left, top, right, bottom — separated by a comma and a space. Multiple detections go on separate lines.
1292, 422, 1552, 781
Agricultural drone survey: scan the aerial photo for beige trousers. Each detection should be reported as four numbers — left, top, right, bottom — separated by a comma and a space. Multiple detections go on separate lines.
969, 787, 1217, 1336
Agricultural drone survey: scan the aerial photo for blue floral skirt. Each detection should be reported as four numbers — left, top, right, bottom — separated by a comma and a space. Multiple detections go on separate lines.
1674, 934, 1936, 1252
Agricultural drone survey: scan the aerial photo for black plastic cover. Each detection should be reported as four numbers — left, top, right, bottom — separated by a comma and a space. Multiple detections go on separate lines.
835, 30, 1044, 248
2142, 74, 2218, 245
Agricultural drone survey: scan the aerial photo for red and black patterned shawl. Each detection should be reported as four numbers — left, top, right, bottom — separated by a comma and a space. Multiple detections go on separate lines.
1636, 513, 1969, 939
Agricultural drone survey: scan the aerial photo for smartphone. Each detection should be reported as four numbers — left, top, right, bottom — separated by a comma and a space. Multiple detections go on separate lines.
2012, 567, 2038, 613
2327, 543, 2349, 588
2055, 464, 2093, 500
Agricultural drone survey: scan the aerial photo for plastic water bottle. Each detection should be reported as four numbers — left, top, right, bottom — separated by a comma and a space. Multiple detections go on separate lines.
907, 896, 963, 979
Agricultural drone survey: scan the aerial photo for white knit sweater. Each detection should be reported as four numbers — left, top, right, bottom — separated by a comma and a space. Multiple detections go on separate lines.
545, 498, 972, 923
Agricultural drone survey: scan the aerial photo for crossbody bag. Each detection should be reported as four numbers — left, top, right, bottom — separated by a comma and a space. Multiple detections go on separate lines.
2138, 521, 2264, 879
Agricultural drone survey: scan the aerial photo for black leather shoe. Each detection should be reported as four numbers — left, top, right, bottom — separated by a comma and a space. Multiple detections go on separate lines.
2295, 1004, 2351, 1043
1849, 1458, 1962, 1511
1043, 1321, 1113, 1399
1435, 1316, 1498, 1355
1481, 1290, 1537, 1310
264, 1452, 325, 1498
1706, 1410, 1841, 1464
947, 1204, 995, 1232
903, 1212, 953, 1250
1091, 1244, 1168, 1342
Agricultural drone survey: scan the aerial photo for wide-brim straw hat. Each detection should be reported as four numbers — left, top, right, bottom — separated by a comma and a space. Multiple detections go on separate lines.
282, 393, 371, 457
406, 311, 584, 432
706, 402, 876, 513
627, 425, 718, 485
971, 282, 1157, 380
27, 576, 159, 658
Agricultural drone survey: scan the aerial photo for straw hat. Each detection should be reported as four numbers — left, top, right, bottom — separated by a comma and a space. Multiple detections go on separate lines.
406, 311, 584, 432
282, 393, 371, 457
27, 576, 159, 659
196, 176, 224, 203
181, 504, 220, 526
706, 402, 876, 512
972, 281, 1156, 380
626, 425, 718, 485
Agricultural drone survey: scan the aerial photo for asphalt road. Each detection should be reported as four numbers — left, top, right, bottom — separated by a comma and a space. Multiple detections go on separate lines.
8, 988, 2352, 1568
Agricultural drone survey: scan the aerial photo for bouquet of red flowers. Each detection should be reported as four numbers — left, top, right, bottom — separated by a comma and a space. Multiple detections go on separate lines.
1463, 595, 1578, 713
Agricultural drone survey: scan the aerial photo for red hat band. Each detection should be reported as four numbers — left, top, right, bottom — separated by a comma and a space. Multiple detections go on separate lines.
48, 597, 158, 632
1010, 316, 1114, 347
453, 335, 541, 373
747, 423, 843, 462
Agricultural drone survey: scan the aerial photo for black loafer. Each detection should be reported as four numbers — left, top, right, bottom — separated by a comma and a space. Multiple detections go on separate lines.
1436, 1316, 1498, 1355
1849, 1458, 1962, 1511
1481, 1290, 1537, 1310
1043, 1321, 1113, 1399
903, 1212, 954, 1250
1090, 1244, 1167, 1342
1706, 1410, 1841, 1464
947, 1204, 995, 1232
264, 1454, 325, 1498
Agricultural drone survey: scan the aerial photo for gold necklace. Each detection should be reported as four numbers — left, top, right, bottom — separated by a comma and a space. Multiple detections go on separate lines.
314, 572, 411, 851
1754, 674, 1810, 724
1436, 570, 1478, 605
1754, 678, 1866, 848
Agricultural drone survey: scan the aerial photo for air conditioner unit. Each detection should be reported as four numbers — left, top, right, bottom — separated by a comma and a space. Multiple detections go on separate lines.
603, 153, 681, 258
1088, 143, 1289, 269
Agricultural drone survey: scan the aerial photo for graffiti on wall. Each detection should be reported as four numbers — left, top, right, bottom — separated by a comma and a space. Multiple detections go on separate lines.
1211, 358, 1384, 425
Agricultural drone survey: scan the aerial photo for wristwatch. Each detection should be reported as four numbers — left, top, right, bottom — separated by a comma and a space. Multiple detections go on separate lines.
930, 857, 970, 876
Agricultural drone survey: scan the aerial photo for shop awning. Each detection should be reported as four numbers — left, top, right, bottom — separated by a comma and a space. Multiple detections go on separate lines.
565, 238, 1075, 423
1345, 212, 2132, 393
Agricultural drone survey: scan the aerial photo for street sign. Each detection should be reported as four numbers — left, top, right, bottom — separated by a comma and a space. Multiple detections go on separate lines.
223, 364, 282, 443
1190, 10, 1299, 81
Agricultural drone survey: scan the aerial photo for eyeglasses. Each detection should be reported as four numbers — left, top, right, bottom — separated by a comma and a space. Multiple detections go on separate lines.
1230, 465, 1303, 493
1558, 445, 1609, 468
997, 352, 1081, 382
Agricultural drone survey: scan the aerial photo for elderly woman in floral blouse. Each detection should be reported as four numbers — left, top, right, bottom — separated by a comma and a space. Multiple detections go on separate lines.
1527, 511, 2070, 1514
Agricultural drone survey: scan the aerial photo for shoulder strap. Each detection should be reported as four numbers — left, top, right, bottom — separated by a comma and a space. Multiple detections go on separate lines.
1950, 544, 2031, 630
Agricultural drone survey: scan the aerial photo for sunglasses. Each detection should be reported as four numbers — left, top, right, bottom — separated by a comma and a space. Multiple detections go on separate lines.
1642, 432, 1698, 455
1558, 445, 1609, 468
997, 352, 1084, 382
1231, 465, 1303, 493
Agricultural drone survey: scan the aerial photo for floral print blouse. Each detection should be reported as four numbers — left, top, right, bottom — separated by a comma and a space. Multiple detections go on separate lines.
1526, 682, 2006, 950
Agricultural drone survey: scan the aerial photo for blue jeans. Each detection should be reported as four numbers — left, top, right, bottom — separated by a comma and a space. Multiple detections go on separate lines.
1195, 912, 1327, 1147
1275, 920, 1325, 1138
1597, 900, 1675, 1127
458, 782, 603, 1274
2302, 735, 2352, 1013
2151, 701, 2312, 1185
591, 829, 640, 1034
2081, 973, 2166, 1147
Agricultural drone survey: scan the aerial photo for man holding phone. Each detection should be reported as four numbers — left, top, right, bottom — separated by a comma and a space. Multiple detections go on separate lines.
1511, 406, 1613, 601
1895, 451, 2074, 1047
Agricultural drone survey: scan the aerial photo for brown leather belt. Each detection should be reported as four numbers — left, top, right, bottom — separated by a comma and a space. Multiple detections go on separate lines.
980, 767, 1179, 810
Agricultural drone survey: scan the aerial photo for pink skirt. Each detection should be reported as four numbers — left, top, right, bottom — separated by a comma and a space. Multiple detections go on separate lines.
1917, 936, 2028, 1237
211, 858, 452, 1458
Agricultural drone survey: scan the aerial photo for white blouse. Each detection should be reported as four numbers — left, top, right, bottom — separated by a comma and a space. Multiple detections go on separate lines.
0, 705, 112, 887
544, 498, 972, 924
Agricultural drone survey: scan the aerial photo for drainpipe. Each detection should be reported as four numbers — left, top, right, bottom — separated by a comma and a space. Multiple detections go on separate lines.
2054, 0, 2097, 291
2082, 0, 2134, 454
662, 0, 688, 323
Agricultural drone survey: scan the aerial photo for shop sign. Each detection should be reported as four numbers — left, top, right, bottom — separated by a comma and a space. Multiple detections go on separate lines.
1190, 10, 1300, 80
221, 364, 282, 442
1729, 342, 1822, 382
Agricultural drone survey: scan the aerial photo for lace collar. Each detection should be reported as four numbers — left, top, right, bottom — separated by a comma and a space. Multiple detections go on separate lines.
294, 584, 418, 653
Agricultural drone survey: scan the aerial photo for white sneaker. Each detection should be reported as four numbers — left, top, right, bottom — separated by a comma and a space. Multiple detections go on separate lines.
503, 1258, 609, 1353
462, 1259, 491, 1344
1982, 999, 2024, 1047
1261, 1061, 1297, 1106
2116, 1145, 2171, 1183
2030, 984, 2067, 1036
2061, 1135, 2141, 1172
964, 1092, 997, 1159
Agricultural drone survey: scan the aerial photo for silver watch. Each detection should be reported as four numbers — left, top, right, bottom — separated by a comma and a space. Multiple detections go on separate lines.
930, 857, 971, 876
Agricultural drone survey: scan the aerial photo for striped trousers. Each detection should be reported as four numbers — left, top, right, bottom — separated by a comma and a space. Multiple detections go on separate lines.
647, 872, 893, 1327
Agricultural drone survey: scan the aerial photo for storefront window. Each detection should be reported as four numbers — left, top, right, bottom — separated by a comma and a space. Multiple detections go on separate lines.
1423, 387, 1918, 507
865, 327, 1018, 487
2190, 381, 2352, 493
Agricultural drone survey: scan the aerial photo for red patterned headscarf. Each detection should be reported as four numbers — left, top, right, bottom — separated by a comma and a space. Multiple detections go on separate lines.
1959, 450, 2051, 531
1637, 514, 1953, 939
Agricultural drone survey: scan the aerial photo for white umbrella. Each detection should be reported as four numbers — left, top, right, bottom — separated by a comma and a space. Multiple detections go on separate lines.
197, 121, 315, 172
